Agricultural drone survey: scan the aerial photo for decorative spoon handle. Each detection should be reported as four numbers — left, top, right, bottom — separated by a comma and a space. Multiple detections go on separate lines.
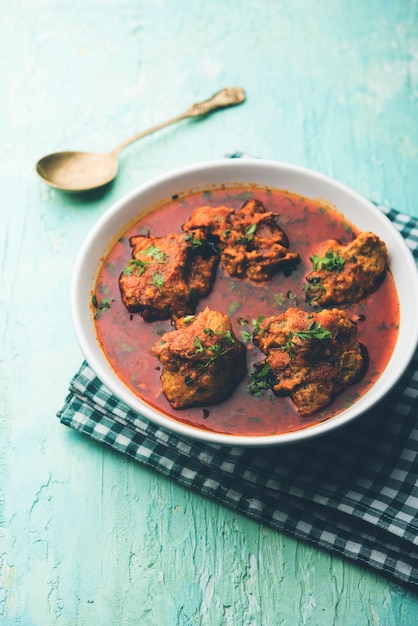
185, 87, 246, 117
114, 87, 246, 153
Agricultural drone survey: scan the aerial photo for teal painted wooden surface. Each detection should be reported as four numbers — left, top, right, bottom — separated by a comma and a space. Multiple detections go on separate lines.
1, 0, 418, 624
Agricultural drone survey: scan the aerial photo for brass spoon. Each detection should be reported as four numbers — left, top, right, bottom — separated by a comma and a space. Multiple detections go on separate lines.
35, 87, 246, 192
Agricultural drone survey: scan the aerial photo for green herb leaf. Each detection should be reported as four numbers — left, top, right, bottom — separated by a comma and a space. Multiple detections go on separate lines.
208, 344, 222, 357
281, 321, 332, 358
224, 329, 236, 345
193, 336, 205, 353
91, 295, 114, 318
249, 362, 277, 397
142, 245, 168, 263
194, 329, 236, 367
227, 300, 241, 315
293, 321, 332, 341
235, 223, 257, 245
310, 250, 345, 272
273, 292, 285, 307
149, 271, 165, 292
287, 291, 298, 304
203, 345, 234, 368
203, 327, 215, 337
304, 278, 326, 304
241, 330, 253, 343
100, 297, 114, 308
252, 316, 265, 335
184, 233, 203, 248
123, 258, 149, 276
203, 328, 236, 344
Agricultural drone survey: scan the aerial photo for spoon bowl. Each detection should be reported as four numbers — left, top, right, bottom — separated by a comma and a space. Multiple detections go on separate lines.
36, 150, 119, 192
35, 87, 246, 192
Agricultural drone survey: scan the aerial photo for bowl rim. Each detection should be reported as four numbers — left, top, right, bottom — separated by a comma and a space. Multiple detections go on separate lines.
71, 158, 418, 446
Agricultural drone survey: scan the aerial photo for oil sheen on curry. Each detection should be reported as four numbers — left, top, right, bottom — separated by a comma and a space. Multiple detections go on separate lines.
93, 186, 399, 436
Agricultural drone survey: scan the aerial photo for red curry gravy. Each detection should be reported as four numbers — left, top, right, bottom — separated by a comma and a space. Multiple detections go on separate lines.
93, 186, 399, 436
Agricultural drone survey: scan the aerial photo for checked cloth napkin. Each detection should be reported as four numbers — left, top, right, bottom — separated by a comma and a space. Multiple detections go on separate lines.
58, 201, 418, 589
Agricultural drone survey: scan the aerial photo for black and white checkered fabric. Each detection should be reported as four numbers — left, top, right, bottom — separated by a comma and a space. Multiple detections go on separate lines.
58, 203, 418, 588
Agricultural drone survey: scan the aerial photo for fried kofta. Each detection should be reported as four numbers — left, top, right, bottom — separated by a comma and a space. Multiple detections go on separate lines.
152, 307, 247, 408
252, 307, 365, 415
119, 230, 218, 321
182, 198, 299, 281
305, 232, 388, 306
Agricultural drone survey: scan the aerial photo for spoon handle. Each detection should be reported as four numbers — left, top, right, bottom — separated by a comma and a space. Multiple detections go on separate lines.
184, 87, 246, 117
113, 87, 246, 154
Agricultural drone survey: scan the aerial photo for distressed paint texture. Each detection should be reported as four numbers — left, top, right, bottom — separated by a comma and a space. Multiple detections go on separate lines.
1, 0, 418, 624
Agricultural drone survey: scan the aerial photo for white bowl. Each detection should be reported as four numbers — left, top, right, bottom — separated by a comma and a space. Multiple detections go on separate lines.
71, 159, 418, 446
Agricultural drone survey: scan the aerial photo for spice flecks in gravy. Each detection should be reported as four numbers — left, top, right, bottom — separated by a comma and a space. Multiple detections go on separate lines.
93, 187, 399, 436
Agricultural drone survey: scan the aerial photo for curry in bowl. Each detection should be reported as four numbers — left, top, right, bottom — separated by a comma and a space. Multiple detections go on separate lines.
91, 185, 398, 437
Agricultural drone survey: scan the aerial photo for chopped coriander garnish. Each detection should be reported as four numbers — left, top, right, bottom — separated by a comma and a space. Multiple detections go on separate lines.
149, 271, 165, 292
202, 327, 215, 337
224, 329, 235, 345
184, 233, 203, 248
274, 292, 285, 307
101, 297, 114, 309
202, 345, 234, 368
252, 316, 265, 335
193, 336, 205, 353
123, 247, 167, 278
293, 321, 332, 341
91, 295, 114, 318
239, 315, 265, 343
208, 343, 222, 357
274, 291, 298, 307
142, 245, 168, 263
304, 277, 326, 304
249, 362, 277, 397
228, 300, 241, 315
203, 328, 235, 344
310, 250, 345, 272
193, 329, 236, 367
123, 258, 149, 276
235, 223, 257, 245
241, 329, 253, 343
281, 321, 332, 358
